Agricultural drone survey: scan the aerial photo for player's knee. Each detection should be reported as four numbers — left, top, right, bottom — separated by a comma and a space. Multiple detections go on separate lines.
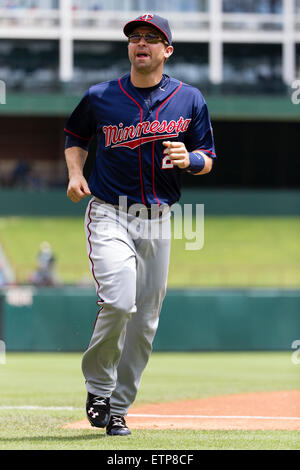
109, 296, 136, 318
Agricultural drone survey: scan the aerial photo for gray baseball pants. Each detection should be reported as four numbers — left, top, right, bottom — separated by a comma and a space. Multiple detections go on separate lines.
82, 197, 171, 416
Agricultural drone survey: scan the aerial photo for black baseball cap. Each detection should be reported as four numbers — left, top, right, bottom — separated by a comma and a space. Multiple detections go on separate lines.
123, 13, 172, 45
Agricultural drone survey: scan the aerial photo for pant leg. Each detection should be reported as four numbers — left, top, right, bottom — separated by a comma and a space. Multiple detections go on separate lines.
82, 199, 137, 397
110, 213, 171, 415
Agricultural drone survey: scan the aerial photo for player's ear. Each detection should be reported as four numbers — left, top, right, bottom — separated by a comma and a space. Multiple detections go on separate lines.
164, 45, 173, 61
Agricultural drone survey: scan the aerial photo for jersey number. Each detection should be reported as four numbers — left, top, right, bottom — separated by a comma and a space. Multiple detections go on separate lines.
162, 155, 174, 169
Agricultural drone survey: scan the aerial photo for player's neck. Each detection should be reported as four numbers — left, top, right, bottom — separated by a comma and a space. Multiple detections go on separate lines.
130, 68, 163, 89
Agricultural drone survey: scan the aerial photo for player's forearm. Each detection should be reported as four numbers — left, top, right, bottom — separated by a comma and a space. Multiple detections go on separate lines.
65, 146, 91, 202
192, 153, 213, 175
65, 146, 88, 179
186, 151, 213, 175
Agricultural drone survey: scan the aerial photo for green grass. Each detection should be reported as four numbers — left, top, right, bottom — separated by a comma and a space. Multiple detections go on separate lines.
0, 216, 300, 287
1, 415, 299, 450
168, 216, 300, 287
1, 352, 299, 407
0, 217, 89, 285
0, 352, 299, 450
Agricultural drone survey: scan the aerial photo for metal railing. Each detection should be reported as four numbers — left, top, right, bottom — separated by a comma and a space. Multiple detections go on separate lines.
0, 8, 60, 28
0, 8, 297, 37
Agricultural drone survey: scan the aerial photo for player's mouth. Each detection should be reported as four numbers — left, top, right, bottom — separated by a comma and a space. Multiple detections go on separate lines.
136, 52, 150, 59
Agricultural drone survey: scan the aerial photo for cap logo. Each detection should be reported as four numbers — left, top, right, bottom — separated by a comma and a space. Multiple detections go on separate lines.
140, 13, 153, 21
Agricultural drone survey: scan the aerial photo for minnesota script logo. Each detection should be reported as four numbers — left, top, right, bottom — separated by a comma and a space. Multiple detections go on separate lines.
103, 117, 191, 149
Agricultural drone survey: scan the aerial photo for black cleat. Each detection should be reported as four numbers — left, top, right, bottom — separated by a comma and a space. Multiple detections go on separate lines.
106, 414, 131, 436
86, 392, 110, 428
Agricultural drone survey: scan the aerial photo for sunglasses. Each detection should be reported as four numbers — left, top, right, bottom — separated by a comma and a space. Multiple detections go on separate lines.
128, 33, 168, 45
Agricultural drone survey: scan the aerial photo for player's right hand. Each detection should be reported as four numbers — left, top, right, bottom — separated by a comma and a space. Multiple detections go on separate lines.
67, 175, 91, 203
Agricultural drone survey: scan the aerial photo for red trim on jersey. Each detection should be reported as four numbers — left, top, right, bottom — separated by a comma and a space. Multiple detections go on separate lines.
112, 133, 178, 149
86, 199, 104, 330
118, 78, 146, 206
194, 148, 216, 157
64, 128, 90, 141
153, 81, 183, 205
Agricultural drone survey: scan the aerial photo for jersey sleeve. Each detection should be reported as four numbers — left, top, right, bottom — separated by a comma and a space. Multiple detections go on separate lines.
64, 90, 96, 151
184, 90, 216, 159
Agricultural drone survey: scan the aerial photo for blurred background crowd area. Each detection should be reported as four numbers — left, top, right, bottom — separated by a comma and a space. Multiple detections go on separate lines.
1, 0, 299, 92
0, 0, 299, 190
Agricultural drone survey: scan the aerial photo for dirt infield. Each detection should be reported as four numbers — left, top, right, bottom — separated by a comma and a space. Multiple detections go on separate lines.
64, 390, 300, 431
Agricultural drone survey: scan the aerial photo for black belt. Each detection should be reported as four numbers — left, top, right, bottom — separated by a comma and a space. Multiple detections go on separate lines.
93, 197, 169, 220
134, 207, 165, 220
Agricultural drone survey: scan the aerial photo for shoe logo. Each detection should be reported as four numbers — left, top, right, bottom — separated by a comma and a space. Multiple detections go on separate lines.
111, 416, 126, 427
88, 407, 99, 419
93, 398, 107, 406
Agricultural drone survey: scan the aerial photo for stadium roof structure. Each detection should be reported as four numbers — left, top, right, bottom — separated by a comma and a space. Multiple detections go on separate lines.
0, 0, 299, 85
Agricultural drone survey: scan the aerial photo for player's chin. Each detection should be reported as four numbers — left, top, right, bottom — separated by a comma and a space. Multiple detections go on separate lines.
133, 59, 151, 70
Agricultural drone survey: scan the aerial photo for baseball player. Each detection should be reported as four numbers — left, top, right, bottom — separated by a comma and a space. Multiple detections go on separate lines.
64, 13, 216, 436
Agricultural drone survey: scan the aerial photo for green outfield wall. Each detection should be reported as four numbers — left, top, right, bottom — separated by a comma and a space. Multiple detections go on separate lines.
0, 189, 300, 216
1, 287, 299, 351
0, 93, 299, 121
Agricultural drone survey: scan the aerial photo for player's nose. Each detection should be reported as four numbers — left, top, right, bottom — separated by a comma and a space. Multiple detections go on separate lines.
136, 35, 147, 45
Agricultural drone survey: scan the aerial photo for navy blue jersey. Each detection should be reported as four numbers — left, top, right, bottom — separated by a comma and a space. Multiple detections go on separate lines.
64, 73, 216, 207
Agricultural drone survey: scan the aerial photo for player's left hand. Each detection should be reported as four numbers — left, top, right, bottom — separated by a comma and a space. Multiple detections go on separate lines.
162, 141, 190, 169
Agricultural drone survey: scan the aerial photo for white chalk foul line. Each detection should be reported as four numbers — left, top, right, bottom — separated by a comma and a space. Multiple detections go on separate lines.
0, 407, 299, 420
0, 406, 78, 411
129, 414, 300, 421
